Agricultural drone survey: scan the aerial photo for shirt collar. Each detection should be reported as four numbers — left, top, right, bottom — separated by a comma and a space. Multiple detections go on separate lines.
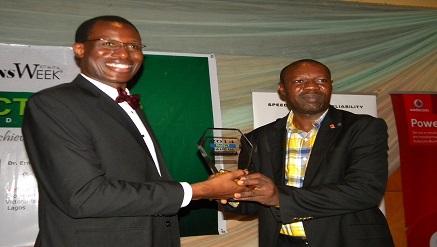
81, 73, 131, 101
286, 109, 328, 132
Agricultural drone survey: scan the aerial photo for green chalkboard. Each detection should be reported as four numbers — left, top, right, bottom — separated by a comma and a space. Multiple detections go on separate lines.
130, 53, 221, 236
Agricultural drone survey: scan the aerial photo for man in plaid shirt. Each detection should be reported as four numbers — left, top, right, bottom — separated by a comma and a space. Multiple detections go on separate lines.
227, 59, 394, 247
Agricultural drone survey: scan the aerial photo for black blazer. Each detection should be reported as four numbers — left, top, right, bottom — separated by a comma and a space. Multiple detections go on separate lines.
232, 106, 394, 247
22, 75, 184, 247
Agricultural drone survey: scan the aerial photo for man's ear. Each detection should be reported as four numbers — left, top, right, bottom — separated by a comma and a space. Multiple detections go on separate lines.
277, 82, 287, 102
277, 82, 285, 96
73, 43, 84, 58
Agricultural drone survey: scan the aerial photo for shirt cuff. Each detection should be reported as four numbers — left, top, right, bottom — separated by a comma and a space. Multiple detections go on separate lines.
179, 182, 192, 208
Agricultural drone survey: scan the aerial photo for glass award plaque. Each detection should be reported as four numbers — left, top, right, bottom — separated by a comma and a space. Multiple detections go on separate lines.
197, 128, 253, 174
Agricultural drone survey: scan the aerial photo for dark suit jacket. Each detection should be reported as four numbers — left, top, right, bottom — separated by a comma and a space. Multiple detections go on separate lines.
232, 106, 394, 247
22, 75, 184, 247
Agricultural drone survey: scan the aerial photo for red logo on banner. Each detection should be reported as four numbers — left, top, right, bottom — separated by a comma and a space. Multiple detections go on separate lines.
403, 94, 437, 145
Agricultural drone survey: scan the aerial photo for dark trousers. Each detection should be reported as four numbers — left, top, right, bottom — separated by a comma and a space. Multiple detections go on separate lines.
276, 234, 309, 247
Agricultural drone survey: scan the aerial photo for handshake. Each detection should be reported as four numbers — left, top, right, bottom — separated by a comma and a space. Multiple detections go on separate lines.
191, 169, 279, 207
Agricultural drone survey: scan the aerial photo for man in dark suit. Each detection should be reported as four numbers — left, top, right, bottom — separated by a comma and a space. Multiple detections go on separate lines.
229, 59, 394, 246
22, 15, 246, 247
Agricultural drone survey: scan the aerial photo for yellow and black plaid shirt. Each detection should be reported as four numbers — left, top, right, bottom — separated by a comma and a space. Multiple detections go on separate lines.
280, 111, 327, 237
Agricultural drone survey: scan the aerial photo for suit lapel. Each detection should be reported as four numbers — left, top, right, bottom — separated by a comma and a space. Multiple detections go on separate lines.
268, 117, 288, 185
303, 106, 343, 186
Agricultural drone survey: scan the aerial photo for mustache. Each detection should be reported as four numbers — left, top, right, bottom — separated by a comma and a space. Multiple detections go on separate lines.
301, 91, 325, 98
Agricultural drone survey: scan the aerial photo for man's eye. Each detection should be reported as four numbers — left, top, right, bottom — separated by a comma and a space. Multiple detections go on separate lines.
102, 41, 116, 47
127, 44, 141, 50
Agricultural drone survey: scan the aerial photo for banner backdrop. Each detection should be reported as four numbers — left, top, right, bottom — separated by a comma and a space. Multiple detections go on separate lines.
251, 90, 386, 214
0, 44, 222, 246
390, 92, 437, 247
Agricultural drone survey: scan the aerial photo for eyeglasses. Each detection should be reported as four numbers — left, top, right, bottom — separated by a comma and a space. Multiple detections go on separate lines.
86, 38, 146, 52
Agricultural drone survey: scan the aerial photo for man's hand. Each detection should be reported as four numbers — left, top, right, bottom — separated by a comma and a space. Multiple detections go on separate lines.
191, 169, 249, 200
233, 172, 279, 207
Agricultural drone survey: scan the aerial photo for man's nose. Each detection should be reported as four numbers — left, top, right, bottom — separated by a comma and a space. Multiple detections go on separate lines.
112, 46, 130, 58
